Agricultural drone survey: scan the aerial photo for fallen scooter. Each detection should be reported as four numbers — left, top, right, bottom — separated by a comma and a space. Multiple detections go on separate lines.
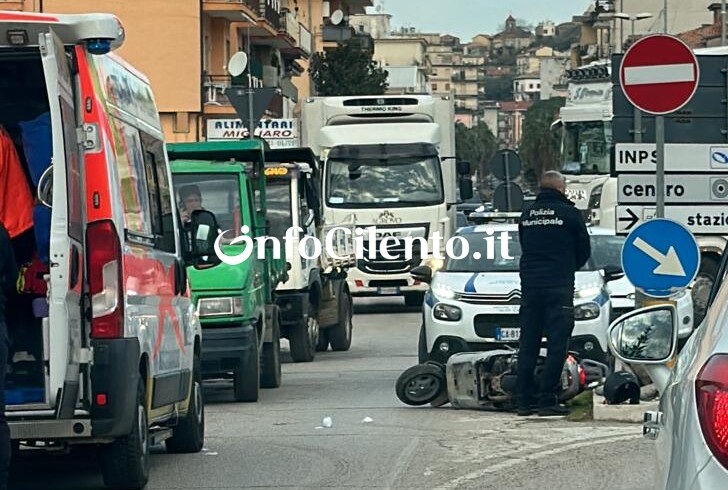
395, 348, 609, 410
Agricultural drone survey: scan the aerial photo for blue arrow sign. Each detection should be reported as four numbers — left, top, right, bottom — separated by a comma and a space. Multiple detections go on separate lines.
621, 219, 700, 298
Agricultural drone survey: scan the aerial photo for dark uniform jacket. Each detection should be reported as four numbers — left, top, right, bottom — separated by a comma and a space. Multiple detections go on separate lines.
518, 188, 591, 290
0, 223, 17, 323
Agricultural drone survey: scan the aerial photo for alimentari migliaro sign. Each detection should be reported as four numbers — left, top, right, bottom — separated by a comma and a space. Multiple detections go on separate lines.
206, 118, 299, 148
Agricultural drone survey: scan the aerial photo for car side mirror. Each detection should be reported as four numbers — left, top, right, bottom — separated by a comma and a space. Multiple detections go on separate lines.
459, 178, 473, 201
456, 160, 471, 176
190, 209, 222, 267
410, 265, 433, 284
602, 265, 625, 283
608, 304, 678, 365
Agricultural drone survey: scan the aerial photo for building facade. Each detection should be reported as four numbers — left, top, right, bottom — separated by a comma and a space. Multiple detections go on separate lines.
21, 0, 372, 144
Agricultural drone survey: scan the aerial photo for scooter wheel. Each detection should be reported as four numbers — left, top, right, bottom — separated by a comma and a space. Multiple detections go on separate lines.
395, 364, 447, 406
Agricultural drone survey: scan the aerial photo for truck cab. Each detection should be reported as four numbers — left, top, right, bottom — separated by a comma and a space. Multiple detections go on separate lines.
263, 148, 357, 362
301, 95, 473, 306
554, 61, 616, 223
169, 141, 288, 402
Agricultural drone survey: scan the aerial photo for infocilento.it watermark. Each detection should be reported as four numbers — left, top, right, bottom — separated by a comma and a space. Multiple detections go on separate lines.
213, 225, 514, 265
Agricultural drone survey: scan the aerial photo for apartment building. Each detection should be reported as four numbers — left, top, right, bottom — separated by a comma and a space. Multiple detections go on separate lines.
15, 0, 371, 143
373, 37, 431, 94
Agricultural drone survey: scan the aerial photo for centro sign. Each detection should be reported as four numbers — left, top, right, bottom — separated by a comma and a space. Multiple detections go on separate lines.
206, 118, 299, 148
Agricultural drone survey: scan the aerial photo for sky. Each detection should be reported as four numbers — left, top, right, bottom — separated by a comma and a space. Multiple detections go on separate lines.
371, 0, 595, 40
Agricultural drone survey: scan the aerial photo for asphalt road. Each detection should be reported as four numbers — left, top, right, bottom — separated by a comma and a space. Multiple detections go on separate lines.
10, 297, 657, 490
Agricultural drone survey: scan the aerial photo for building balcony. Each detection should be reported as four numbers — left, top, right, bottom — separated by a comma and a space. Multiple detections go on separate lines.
278, 10, 313, 56
202, 0, 259, 21
203, 72, 265, 106
323, 24, 356, 43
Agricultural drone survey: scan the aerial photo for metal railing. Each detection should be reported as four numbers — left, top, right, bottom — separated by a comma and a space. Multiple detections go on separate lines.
261, 0, 280, 29
279, 10, 300, 45
202, 74, 264, 105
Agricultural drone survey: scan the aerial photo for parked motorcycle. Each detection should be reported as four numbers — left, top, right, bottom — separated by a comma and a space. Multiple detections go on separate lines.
395, 348, 609, 410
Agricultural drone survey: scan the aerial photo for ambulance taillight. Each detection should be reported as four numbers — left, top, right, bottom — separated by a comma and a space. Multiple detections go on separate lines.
87, 219, 124, 338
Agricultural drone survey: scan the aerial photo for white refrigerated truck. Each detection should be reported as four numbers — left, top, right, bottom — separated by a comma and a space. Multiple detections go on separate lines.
300, 95, 472, 306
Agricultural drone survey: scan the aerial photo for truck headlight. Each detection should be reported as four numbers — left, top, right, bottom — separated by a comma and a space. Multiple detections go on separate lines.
197, 296, 243, 317
574, 302, 600, 320
433, 303, 461, 321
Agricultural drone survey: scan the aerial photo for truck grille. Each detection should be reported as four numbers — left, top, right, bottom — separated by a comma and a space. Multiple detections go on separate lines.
474, 314, 520, 338
455, 290, 521, 305
356, 225, 428, 275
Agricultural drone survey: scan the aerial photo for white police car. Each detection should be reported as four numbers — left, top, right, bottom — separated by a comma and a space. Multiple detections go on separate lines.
587, 226, 694, 338
411, 222, 624, 365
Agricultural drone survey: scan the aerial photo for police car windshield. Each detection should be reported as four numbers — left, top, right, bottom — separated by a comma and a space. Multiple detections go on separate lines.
585, 234, 624, 271
444, 231, 521, 272
325, 157, 444, 208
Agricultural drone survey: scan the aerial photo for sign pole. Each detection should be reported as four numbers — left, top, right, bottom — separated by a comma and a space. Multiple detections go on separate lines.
504, 151, 512, 211
655, 115, 665, 218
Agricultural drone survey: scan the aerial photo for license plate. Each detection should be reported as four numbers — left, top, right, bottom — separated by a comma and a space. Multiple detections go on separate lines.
378, 287, 399, 295
496, 327, 520, 341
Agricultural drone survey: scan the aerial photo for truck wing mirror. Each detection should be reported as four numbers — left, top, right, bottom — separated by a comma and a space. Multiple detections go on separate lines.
456, 160, 471, 176
459, 178, 473, 201
190, 210, 222, 267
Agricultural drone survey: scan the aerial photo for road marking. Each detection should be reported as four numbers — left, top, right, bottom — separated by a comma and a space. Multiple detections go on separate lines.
384, 437, 420, 490
623, 63, 695, 85
435, 432, 638, 490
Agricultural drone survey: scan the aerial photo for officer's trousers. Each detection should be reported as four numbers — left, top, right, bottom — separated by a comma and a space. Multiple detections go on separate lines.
0, 320, 9, 490
515, 286, 575, 408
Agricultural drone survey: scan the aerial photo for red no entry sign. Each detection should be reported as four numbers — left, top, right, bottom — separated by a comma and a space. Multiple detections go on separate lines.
619, 34, 699, 115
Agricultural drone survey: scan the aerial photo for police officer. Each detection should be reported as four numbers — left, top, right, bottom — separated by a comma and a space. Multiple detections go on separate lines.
515, 171, 591, 416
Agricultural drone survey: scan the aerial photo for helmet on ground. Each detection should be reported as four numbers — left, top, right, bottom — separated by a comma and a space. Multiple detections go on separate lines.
603, 370, 640, 405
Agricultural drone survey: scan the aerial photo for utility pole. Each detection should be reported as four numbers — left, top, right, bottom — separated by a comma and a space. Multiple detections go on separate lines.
722, 0, 727, 46
663, 0, 668, 32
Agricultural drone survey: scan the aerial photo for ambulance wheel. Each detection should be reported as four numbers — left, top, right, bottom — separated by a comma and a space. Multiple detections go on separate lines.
100, 378, 150, 489
166, 350, 204, 453
261, 306, 282, 389
395, 363, 446, 406
329, 289, 353, 351
233, 327, 259, 402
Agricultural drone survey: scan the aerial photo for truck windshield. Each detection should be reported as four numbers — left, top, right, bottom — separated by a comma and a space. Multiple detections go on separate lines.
325, 156, 444, 208
266, 179, 292, 239
172, 173, 243, 241
560, 121, 611, 175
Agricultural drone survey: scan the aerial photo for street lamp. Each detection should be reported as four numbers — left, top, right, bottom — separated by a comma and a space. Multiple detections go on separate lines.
611, 12, 653, 51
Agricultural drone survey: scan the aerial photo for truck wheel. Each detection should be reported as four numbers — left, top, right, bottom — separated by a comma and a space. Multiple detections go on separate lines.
233, 326, 259, 402
100, 378, 150, 490
289, 305, 318, 363
261, 306, 282, 389
328, 291, 353, 351
165, 351, 204, 453
404, 292, 425, 307
692, 256, 719, 326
